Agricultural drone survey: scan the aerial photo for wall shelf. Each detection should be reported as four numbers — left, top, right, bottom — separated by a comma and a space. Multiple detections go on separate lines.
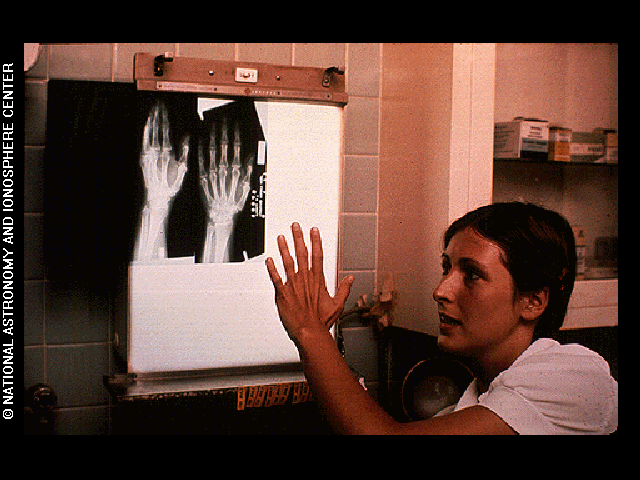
494, 158, 618, 168
493, 43, 617, 331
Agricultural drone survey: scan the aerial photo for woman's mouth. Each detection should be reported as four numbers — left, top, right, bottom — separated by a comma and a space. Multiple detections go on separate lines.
439, 313, 462, 326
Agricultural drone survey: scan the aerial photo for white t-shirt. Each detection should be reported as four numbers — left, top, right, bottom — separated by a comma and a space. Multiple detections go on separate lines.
449, 338, 618, 434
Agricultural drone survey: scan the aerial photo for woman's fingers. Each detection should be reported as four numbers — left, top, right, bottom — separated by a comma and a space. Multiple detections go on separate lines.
267, 225, 354, 335
335, 275, 355, 308
271, 223, 334, 302
291, 222, 312, 302
310, 226, 325, 286
291, 223, 309, 273
277, 234, 295, 280
265, 257, 284, 294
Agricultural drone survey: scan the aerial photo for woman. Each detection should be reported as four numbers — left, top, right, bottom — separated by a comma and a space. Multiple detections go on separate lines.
265, 202, 618, 434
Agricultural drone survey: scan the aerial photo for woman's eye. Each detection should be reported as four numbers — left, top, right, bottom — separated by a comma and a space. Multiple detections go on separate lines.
463, 269, 481, 283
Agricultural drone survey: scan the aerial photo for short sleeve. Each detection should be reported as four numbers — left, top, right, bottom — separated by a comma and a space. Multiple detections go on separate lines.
477, 341, 618, 435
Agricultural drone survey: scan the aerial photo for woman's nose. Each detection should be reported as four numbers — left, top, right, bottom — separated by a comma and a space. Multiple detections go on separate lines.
433, 274, 454, 304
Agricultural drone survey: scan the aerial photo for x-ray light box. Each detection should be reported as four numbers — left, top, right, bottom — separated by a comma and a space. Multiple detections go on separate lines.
128, 55, 346, 374
44, 55, 347, 378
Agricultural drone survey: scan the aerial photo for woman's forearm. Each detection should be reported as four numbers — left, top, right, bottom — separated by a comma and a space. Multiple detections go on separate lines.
295, 327, 399, 435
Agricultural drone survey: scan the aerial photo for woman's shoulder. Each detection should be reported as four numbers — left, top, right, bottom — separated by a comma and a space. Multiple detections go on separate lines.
510, 337, 612, 375
481, 337, 618, 434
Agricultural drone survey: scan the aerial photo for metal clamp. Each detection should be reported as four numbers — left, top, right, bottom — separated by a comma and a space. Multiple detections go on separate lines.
322, 66, 345, 87
154, 52, 174, 77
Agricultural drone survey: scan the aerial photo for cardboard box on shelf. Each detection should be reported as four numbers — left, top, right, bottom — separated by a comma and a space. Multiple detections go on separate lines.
595, 129, 618, 164
570, 131, 605, 163
494, 117, 549, 161
548, 127, 572, 162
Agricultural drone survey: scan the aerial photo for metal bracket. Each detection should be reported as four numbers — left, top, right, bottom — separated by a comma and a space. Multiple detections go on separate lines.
153, 52, 174, 77
135, 53, 348, 106
104, 373, 138, 397
322, 66, 345, 88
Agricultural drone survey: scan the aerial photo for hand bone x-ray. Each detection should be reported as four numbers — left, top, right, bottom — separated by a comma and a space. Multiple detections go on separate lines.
198, 112, 256, 263
134, 97, 266, 265
135, 101, 189, 261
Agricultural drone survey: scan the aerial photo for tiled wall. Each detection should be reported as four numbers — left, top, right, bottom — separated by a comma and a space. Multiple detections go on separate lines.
24, 43, 381, 434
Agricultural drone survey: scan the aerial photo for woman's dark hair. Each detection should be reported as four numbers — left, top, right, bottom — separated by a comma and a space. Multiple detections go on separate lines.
444, 202, 576, 339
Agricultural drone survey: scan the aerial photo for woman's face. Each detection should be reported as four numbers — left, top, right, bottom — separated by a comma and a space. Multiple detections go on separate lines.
433, 227, 527, 359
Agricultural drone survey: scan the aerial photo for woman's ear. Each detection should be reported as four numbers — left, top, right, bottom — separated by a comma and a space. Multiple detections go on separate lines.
519, 287, 549, 322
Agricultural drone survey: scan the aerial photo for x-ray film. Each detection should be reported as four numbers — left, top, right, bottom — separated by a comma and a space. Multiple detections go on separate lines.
132, 96, 266, 265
